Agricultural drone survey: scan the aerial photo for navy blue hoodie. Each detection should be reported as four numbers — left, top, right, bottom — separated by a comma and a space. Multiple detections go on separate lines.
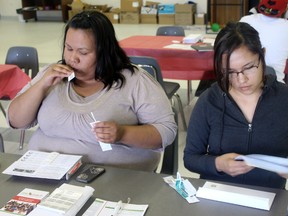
184, 75, 288, 189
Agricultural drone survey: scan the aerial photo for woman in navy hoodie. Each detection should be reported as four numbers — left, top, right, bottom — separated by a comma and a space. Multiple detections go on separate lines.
184, 21, 288, 189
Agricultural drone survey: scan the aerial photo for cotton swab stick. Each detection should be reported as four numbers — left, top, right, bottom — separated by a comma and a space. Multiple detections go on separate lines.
91, 112, 96, 122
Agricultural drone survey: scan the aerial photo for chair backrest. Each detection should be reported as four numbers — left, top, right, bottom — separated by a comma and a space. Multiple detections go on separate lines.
160, 106, 178, 175
156, 26, 185, 36
129, 56, 178, 175
5, 46, 39, 78
129, 56, 166, 91
0, 133, 4, 153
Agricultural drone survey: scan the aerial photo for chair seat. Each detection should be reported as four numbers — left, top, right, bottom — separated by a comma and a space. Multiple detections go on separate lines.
163, 81, 180, 98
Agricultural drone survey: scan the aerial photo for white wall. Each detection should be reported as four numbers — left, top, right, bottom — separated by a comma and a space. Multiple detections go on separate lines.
0, 0, 207, 17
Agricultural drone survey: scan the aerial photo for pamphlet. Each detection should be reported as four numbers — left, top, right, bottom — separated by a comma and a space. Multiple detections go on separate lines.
28, 183, 94, 216
0, 188, 49, 215
83, 198, 148, 216
2, 150, 82, 180
235, 154, 288, 174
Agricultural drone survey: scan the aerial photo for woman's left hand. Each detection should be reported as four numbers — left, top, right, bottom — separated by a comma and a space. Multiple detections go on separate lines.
91, 121, 124, 144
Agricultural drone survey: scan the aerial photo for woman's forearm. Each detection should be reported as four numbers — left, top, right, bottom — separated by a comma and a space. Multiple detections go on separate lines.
120, 125, 162, 149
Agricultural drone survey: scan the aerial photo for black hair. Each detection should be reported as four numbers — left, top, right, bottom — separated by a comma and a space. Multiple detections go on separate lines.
62, 10, 135, 89
213, 21, 266, 92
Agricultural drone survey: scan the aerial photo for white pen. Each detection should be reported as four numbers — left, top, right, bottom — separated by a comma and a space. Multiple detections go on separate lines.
111, 200, 122, 216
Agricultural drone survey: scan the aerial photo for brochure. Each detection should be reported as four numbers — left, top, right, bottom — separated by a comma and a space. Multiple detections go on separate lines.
83, 198, 148, 216
0, 188, 49, 215
28, 183, 94, 216
235, 154, 288, 174
2, 150, 82, 180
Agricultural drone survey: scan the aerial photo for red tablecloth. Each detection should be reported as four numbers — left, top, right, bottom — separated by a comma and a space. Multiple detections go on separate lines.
119, 35, 215, 80
0, 64, 31, 99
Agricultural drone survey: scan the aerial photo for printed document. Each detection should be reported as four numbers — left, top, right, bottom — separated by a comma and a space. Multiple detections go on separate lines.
235, 154, 288, 174
2, 150, 82, 180
83, 198, 148, 216
28, 183, 94, 216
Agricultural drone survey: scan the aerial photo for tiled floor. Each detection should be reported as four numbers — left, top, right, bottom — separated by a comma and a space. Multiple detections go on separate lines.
0, 16, 205, 178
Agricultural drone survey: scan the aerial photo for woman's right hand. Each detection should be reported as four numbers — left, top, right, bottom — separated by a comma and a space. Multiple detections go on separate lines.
215, 153, 254, 177
39, 64, 74, 88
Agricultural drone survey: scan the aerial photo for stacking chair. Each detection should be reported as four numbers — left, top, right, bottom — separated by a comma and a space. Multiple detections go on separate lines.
156, 26, 185, 36
0, 133, 4, 153
156, 26, 193, 104
160, 107, 178, 175
129, 56, 187, 131
2, 46, 39, 150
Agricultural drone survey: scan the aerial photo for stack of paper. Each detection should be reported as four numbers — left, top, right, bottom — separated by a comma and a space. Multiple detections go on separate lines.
182, 34, 204, 44
28, 183, 94, 216
196, 181, 276, 210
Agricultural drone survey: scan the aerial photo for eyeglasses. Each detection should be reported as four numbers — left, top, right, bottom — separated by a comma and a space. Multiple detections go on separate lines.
227, 60, 260, 79
259, 4, 280, 16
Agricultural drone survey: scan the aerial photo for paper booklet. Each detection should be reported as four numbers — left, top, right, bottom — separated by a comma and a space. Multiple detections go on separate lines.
0, 188, 49, 216
83, 198, 149, 216
235, 154, 288, 174
28, 183, 94, 216
2, 150, 82, 180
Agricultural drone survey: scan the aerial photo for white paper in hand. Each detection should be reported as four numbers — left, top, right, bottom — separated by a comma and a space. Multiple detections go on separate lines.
90, 121, 112, 152
235, 154, 288, 174
68, 72, 75, 81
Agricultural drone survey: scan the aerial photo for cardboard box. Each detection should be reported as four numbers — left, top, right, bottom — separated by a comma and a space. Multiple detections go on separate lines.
84, 4, 111, 13
158, 14, 175, 24
195, 13, 206, 25
69, 0, 85, 11
104, 12, 120, 24
141, 6, 157, 14
145, 1, 160, 7
121, 0, 143, 12
175, 3, 196, 13
68, 9, 82, 20
174, 3, 196, 25
120, 11, 140, 24
141, 14, 157, 24
175, 13, 193, 25
158, 4, 175, 14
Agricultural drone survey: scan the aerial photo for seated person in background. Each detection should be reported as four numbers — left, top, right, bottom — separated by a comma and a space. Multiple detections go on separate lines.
184, 22, 288, 189
240, 0, 288, 83
7, 11, 177, 172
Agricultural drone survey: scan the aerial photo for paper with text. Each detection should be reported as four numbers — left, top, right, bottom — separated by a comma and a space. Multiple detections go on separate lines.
2, 150, 82, 180
83, 198, 148, 216
235, 154, 288, 174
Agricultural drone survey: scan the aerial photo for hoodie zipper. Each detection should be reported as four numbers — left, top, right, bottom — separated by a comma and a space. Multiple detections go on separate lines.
247, 123, 253, 152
